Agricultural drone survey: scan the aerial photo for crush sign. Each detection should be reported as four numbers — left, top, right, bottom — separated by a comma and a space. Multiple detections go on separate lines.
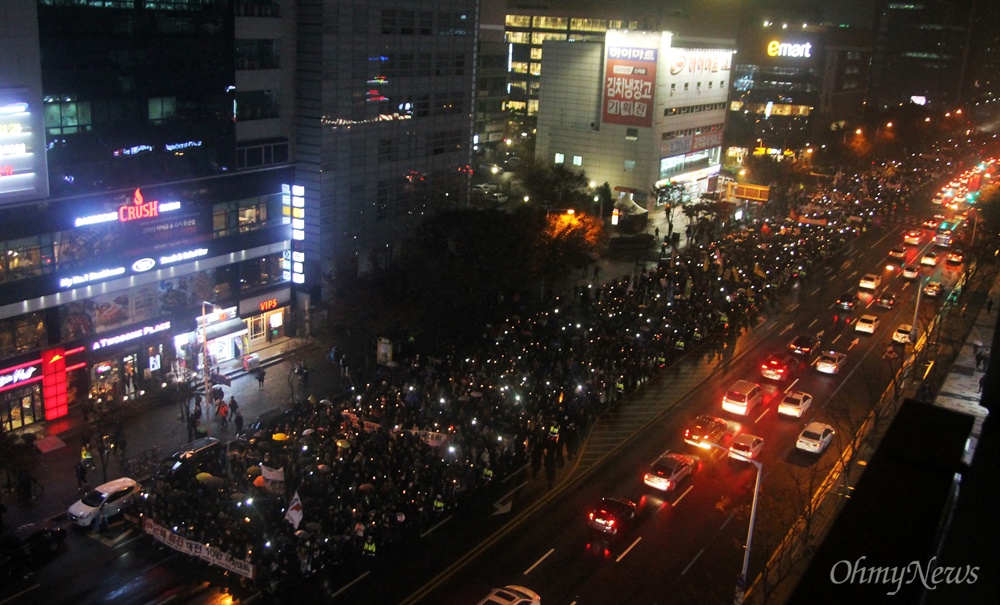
603, 46, 657, 127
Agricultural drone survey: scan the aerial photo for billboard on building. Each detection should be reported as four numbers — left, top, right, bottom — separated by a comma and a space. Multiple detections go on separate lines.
602, 31, 663, 128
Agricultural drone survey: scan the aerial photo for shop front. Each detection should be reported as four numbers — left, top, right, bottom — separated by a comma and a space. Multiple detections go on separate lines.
1, 346, 86, 433
238, 287, 291, 351
172, 307, 249, 377
88, 320, 173, 405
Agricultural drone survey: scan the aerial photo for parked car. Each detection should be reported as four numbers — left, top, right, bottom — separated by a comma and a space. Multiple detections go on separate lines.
68, 477, 140, 527
643, 452, 695, 492
729, 434, 764, 462
587, 497, 637, 538
152, 437, 224, 482
893, 324, 914, 344
815, 351, 847, 374
788, 334, 821, 357
477, 585, 541, 605
682, 415, 728, 449
778, 391, 813, 417
0, 523, 67, 579
796, 422, 836, 454
855, 314, 881, 334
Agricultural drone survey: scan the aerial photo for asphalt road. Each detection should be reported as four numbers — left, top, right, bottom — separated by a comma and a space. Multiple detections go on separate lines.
0, 196, 973, 605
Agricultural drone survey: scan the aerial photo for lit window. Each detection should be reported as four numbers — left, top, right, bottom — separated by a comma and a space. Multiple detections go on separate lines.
572, 155, 582, 166
554, 152, 565, 163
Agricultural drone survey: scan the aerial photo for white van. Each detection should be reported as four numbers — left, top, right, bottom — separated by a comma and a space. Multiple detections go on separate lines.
722, 380, 763, 416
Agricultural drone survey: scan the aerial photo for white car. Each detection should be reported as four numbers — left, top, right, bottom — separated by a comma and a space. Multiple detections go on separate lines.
796, 422, 835, 454
893, 324, 914, 344
923, 281, 943, 297
815, 351, 847, 374
888, 246, 906, 259
859, 274, 881, 290
778, 391, 813, 417
643, 452, 695, 492
67, 477, 139, 527
902, 265, 920, 279
904, 231, 921, 245
921, 251, 938, 266
729, 434, 764, 461
855, 314, 880, 334
478, 585, 541, 605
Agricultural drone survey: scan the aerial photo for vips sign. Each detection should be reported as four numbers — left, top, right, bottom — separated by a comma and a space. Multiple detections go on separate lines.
603, 44, 657, 127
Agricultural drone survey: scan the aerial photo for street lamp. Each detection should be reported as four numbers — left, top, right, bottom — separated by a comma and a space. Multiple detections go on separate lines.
703, 441, 762, 604
201, 300, 216, 438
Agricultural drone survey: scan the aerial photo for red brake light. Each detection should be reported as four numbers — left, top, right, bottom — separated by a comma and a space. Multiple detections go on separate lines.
607, 519, 615, 527
589, 512, 594, 520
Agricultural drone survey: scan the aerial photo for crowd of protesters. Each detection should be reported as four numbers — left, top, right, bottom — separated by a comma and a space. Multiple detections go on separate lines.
135, 155, 955, 590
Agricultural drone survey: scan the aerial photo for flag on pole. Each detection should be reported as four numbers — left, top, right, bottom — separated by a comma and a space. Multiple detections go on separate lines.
285, 491, 303, 529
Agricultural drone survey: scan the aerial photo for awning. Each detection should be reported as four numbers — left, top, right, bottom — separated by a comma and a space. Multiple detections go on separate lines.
204, 318, 248, 342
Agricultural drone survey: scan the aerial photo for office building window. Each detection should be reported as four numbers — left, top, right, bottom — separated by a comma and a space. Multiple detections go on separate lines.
554, 152, 565, 163
626, 128, 638, 141
43, 98, 92, 135
572, 155, 582, 166
624, 160, 636, 172
148, 97, 177, 124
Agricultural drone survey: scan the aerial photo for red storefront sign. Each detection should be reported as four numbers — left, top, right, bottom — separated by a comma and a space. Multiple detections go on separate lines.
119, 188, 159, 222
603, 46, 657, 128
0, 347, 85, 420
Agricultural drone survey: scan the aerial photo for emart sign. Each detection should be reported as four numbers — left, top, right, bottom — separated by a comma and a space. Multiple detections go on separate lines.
766, 41, 812, 58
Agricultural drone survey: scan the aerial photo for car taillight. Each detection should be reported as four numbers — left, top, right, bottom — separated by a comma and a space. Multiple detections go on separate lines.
607, 519, 615, 527
664, 480, 672, 490
589, 512, 594, 520
684, 429, 690, 437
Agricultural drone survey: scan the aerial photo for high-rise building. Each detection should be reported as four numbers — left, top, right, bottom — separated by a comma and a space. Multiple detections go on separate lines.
870, 0, 975, 110
294, 0, 478, 295
535, 31, 734, 204
0, 0, 296, 432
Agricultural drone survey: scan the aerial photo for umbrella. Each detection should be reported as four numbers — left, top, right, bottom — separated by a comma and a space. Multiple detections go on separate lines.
317, 464, 330, 473
305, 522, 322, 532
247, 466, 262, 476
358, 483, 374, 492
302, 428, 315, 436
253, 475, 266, 487
319, 399, 332, 406
294, 529, 312, 538
196, 472, 214, 482
273, 432, 289, 441
202, 476, 225, 488
167, 489, 189, 502
308, 395, 318, 405
230, 492, 247, 501
336, 439, 351, 449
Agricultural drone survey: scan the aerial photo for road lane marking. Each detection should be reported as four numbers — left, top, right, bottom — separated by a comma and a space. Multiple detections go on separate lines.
681, 548, 705, 575
787, 303, 799, 312
779, 323, 794, 335
330, 571, 370, 599
808, 319, 817, 328
754, 408, 770, 423
524, 548, 554, 575
810, 287, 821, 296
832, 334, 841, 344
616, 537, 642, 562
672, 485, 694, 506
719, 512, 735, 530
785, 378, 799, 392
420, 514, 453, 537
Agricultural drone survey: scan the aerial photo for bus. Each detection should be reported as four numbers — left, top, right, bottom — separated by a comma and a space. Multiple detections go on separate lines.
934, 219, 960, 247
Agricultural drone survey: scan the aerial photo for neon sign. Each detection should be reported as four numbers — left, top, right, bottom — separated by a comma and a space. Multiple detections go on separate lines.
259, 298, 279, 312
0, 361, 41, 392
60, 266, 126, 289
119, 188, 160, 222
92, 321, 171, 350
767, 41, 812, 58
132, 258, 156, 272
160, 248, 208, 265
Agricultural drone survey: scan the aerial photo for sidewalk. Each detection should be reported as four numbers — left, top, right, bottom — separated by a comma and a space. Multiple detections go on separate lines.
1, 336, 347, 530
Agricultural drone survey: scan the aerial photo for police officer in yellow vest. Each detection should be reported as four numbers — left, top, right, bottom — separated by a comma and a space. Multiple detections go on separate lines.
433, 494, 445, 514
362, 535, 376, 557
482, 466, 494, 483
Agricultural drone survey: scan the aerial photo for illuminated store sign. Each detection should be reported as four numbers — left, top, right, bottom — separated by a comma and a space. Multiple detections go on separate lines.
92, 321, 171, 350
283, 183, 306, 285
0, 95, 46, 204
160, 248, 208, 265
73, 190, 181, 227
767, 41, 812, 58
60, 266, 126, 289
0, 360, 42, 392
165, 140, 202, 152
132, 258, 156, 272
603, 40, 658, 128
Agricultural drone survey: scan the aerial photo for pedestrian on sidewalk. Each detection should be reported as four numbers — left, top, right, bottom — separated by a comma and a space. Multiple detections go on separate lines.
217, 399, 229, 429
228, 395, 240, 420
81, 442, 94, 470
255, 367, 266, 390
234, 411, 244, 435
76, 460, 89, 488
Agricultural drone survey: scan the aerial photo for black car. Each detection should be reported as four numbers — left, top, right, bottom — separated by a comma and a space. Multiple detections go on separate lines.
761, 353, 804, 382
152, 436, 224, 482
586, 497, 637, 538
236, 407, 298, 443
835, 292, 859, 311
0, 523, 67, 579
788, 334, 822, 357
875, 292, 897, 309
